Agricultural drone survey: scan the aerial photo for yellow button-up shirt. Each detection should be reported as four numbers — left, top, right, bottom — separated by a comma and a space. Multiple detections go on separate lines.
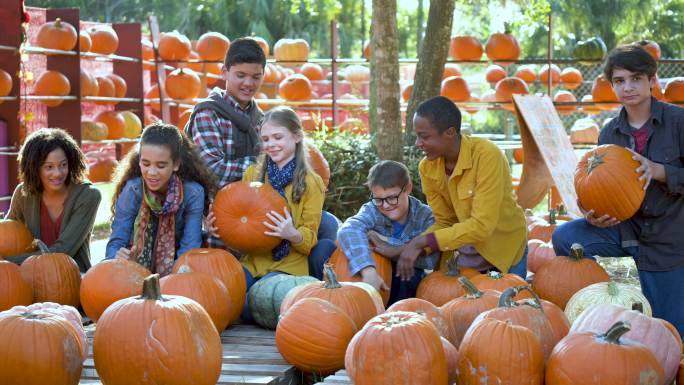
420, 135, 527, 273
240, 164, 326, 278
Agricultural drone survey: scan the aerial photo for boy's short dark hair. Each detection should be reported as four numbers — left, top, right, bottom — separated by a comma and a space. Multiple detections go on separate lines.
415, 96, 461, 134
603, 44, 657, 81
224, 37, 266, 69
18, 128, 87, 195
366, 160, 410, 190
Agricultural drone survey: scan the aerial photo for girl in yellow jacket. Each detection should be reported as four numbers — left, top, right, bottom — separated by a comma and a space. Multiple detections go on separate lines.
240, 106, 335, 295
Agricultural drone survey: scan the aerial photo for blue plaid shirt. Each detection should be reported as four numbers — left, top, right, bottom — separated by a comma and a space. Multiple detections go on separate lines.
337, 196, 437, 275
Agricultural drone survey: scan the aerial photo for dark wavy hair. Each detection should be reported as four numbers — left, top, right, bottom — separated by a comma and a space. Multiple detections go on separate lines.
225, 37, 266, 69
18, 128, 87, 195
604, 44, 658, 82
111, 122, 217, 215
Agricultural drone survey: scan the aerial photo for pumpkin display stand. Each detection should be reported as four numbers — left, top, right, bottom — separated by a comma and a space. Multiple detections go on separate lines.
78, 322, 298, 385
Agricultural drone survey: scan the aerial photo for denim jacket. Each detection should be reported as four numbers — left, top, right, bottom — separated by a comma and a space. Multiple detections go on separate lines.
337, 195, 436, 275
105, 177, 205, 260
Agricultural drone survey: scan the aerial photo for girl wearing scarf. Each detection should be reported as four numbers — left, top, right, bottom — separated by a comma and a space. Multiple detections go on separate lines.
240, 106, 336, 290
105, 123, 216, 276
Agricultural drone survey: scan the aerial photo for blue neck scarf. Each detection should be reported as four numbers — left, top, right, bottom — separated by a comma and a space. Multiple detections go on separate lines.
267, 157, 297, 261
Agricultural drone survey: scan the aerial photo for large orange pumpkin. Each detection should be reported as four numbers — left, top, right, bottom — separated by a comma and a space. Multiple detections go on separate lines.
457, 317, 544, 385
591, 74, 620, 110
158, 31, 192, 61
529, 297, 570, 344
81, 121, 108, 142
36, 18, 77, 52
95, 110, 126, 140
532, 243, 609, 309
485, 64, 507, 84
560, 67, 583, 89
575, 144, 646, 220
494, 76, 528, 102
538, 64, 561, 88
79, 258, 150, 321
0, 305, 83, 385
416, 255, 480, 306
0, 219, 36, 256
387, 297, 448, 337
450, 35, 483, 61
305, 141, 330, 187
280, 264, 381, 329
299, 62, 326, 81
553, 90, 577, 115
33, 70, 71, 107
19, 241, 81, 307
196, 31, 230, 61
514, 65, 537, 84
212, 181, 287, 254
160, 265, 232, 332
277, 297, 357, 375
93, 274, 222, 385
0, 261, 33, 311
440, 276, 500, 348
664, 77, 684, 103
0, 69, 12, 99
278, 74, 312, 101
14, 302, 87, 361
328, 246, 392, 305
485, 31, 520, 63
88, 25, 119, 55
346, 311, 448, 385
79, 30, 91, 52
106, 73, 127, 98
274, 38, 310, 62
440, 76, 470, 102
166, 68, 201, 100
174, 248, 246, 324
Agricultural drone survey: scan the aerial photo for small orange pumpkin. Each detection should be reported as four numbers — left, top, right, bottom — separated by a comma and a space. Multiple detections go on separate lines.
81, 121, 108, 141
401, 83, 413, 102
560, 67, 583, 89
553, 90, 577, 115
305, 141, 330, 187
144, 84, 160, 112
469, 270, 532, 300
527, 239, 556, 273
450, 36, 483, 61
328, 246, 393, 305
166, 68, 201, 100
279, 74, 312, 101
33, 70, 71, 107
485, 31, 520, 63
95, 76, 116, 104
106, 73, 127, 98
495, 76, 528, 102
514, 65, 537, 84
634, 40, 661, 60
664, 77, 684, 103
416, 255, 480, 306
440, 76, 471, 102
158, 31, 192, 61
386, 298, 448, 337
79, 30, 91, 52
485, 64, 507, 84
538, 64, 561, 88
79, 70, 98, 97
274, 38, 310, 62
247, 36, 270, 56
36, 18, 77, 51
95, 110, 126, 139
87, 153, 118, 183
0, 69, 12, 99
591, 74, 620, 110
300, 63, 326, 81
196, 31, 230, 61
0, 220, 36, 256
440, 276, 500, 347
88, 25, 119, 55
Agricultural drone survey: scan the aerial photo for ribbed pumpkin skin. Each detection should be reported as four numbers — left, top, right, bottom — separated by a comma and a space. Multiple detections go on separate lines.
79, 258, 150, 321
441, 336, 459, 385
575, 144, 646, 221
36, 18, 77, 51
546, 322, 664, 385
165, 68, 201, 100
440, 277, 500, 348
345, 311, 448, 385
564, 281, 652, 324
570, 303, 681, 384
485, 32, 520, 62
279, 266, 381, 329
278, 74, 312, 101
527, 240, 556, 273
416, 259, 480, 306
469, 271, 532, 299
160, 268, 232, 332
94, 276, 222, 385
328, 246, 392, 305
33, 70, 71, 107
386, 298, 448, 336
0, 310, 83, 385
88, 25, 119, 55
158, 31, 191, 61
276, 297, 357, 375
449, 36, 483, 61
212, 181, 287, 254
174, 248, 246, 324
440, 76, 470, 102
247, 274, 317, 329
532, 244, 609, 309
495, 76, 529, 102
533, 298, 570, 344
457, 318, 544, 385
0, 220, 35, 256
0, 261, 33, 311
196, 31, 230, 61
20, 252, 81, 307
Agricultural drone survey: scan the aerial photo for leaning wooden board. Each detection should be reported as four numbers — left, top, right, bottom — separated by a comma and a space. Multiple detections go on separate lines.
79, 323, 297, 385
314, 370, 352, 384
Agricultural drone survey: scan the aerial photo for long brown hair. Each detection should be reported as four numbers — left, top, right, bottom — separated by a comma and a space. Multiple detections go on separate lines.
111, 122, 217, 215
255, 106, 310, 203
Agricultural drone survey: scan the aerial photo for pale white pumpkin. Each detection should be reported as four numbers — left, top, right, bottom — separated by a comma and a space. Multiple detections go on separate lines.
564, 280, 651, 323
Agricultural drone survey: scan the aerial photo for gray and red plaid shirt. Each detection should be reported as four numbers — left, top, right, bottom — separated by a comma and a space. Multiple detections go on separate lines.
189, 89, 259, 188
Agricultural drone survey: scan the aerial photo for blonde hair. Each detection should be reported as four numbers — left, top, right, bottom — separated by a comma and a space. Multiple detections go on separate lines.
256, 106, 310, 203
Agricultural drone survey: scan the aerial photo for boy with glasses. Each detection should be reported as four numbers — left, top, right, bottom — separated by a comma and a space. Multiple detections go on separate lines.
337, 160, 436, 304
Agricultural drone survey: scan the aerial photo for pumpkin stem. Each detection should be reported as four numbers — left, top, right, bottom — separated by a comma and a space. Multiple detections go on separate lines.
513, 285, 544, 312
34, 239, 49, 253
458, 276, 482, 299
607, 281, 619, 296
497, 286, 519, 308
322, 263, 342, 289
444, 252, 463, 277
601, 320, 631, 344
586, 152, 605, 175
548, 208, 557, 225
140, 274, 164, 300
631, 302, 644, 313
54, 18, 62, 27
569, 243, 584, 260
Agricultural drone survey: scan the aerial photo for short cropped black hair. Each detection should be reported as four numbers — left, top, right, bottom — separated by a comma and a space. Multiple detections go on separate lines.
224, 37, 266, 69
603, 44, 657, 82
415, 96, 461, 134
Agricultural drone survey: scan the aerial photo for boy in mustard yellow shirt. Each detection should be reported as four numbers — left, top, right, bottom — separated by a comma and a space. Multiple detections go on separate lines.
397, 96, 528, 281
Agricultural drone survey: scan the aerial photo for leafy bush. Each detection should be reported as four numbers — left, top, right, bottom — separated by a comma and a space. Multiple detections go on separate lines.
310, 130, 426, 221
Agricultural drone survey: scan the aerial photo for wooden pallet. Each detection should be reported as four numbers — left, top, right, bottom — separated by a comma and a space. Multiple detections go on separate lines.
79, 323, 297, 385
313, 370, 352, 385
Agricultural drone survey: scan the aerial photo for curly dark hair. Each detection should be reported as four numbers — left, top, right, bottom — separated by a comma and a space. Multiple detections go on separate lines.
111, 122, 217, 215
17, 128, 87, 195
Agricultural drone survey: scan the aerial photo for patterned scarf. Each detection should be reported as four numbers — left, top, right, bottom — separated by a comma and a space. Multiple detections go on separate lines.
267, 157, 296, 261
130, 174, 183, 276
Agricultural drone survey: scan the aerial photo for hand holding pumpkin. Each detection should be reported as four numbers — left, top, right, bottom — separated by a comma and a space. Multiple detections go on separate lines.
629, 149, 666, 190
264, 208, 302, 244
578, 201, 620, 228
204, 204, 219, 238
360, 266, 390, 291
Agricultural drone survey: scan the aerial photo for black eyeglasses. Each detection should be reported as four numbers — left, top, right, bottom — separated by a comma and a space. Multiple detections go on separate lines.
370, 184, 406, 207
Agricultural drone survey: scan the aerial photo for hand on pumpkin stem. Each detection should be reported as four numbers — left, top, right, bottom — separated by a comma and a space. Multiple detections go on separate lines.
628, 149, 666, 190
360, 266, 390, 291
264, 207, 302, 244
204, 203, 219, 238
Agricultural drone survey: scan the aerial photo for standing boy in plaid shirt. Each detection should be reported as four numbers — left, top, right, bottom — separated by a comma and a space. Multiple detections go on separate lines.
337, 160, 437, 304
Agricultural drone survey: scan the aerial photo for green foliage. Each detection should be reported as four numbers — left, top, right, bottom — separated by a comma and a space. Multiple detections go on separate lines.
310, 130, 426, 221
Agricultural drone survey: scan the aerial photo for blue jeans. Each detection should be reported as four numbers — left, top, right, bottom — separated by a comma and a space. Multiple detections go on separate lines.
553, 218, 684, 337
480, 246, 528, 280
318, 210, 340, 241
388, 264, 425, 306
